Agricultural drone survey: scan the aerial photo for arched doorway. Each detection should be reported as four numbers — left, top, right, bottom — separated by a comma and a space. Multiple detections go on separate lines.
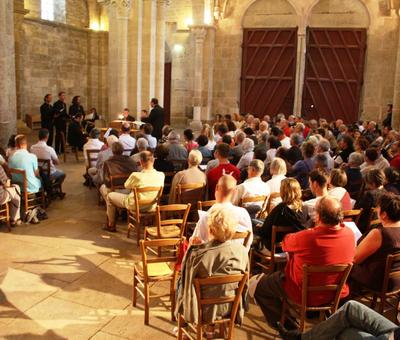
302, 0, 370, 123
240, 0, 299, 117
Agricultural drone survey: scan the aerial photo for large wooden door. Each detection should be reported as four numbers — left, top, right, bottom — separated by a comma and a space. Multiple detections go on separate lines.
302, 28, 367, 123
240, 28, 297, 117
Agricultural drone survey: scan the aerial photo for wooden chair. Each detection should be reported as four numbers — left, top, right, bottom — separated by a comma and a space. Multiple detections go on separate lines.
342, 209, 362, 224
257, 192, 281, 219
170, 159, 188, 172
161, 171, 176, 203
177, 272, 248, 340
364, 252, 400, 316
197, 200, 217, 212
177, 183, 206, 204
37, 159, 63, 196
239, 195, 267, 208
110, 174, 130, 192
252, 225, 297, 274
133, 238, 182, 325
232, 230, 252, 249
280, 263, 353, 332
10, 168, 45, 213
0, 202, 11, 231
127, 186, 164, 244
144, 204, 191, 240
85, 149, 101, 188
61, 132, 79, 162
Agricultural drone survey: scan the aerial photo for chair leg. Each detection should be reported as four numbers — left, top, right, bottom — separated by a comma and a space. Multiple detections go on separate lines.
196, 323, 202, 340
299, 308, 306, 333
280, 300, 287, 325
170, 276, 176, 322
379, 295, 385, 315
144, 282, 150, 325
371, 294, 378, 309
132, 270, 137, 307
178, 314, 184, 340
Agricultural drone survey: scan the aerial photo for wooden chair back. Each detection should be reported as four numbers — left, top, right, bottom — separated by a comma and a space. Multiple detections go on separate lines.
163, 171, 176, 194
198, 200, 216, 211
257, 192, 281, 219
10, 168, 44, 211
232, 231, 252, 249
37, 159, 51, 176
86, 149, 101, 169
176, 183, 205, 204
60, 131, 79, 162
240, 195, 267, 207
155, 204, 192, 238
0, 202, 11, 231
110, 174, 130, 192
170, 159, 188, 171
342, 209, 362, 224
381, 252, 400, 297
192, 273, 248, 340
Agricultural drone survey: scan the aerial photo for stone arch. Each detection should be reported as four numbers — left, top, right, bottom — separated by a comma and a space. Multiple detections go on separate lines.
307, 0, 371, 28
241, 0, 300, 28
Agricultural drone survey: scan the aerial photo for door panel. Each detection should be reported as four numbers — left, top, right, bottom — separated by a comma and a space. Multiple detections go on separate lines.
240, 28, 297, 118
302, 28, 367, 123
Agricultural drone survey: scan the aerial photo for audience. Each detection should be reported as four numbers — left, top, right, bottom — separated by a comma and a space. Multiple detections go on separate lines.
344, 152, 364, 199
131, 138, 149, 169
304, 169, 329, 219
83, 128, 104, 168
196, 134, 213, 162
0, 164, 21, 226
328, 169, 352, 210
292, 141, 315, 189
236, 138, 255, 170
68, 114, 86, 150
153, 145, 175, 172
142, 123, 157, 149
265, 157, 286, 197
183, 129, 198, 153
166, 131, 188, 161
119, 122, 136, 156
254, 196, 355, 330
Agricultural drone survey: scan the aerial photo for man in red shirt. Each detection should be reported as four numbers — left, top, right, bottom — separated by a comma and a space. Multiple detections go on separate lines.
390, 141, 400, 169
207, 143, 240, 199
254, 196, 355, 329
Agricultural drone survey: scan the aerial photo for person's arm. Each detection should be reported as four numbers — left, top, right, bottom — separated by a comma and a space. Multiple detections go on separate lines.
124, 173, 139, 190
282, 230, 301, 253
353, 228, 382, 264
33, 156, 40, 178
50, 148, 59, 165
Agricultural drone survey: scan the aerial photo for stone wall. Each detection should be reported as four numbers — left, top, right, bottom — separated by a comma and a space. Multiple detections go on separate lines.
16, 0, 108, 120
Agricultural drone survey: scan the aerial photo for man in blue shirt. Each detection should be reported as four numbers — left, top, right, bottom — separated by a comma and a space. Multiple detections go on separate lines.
9, 135, 42, 194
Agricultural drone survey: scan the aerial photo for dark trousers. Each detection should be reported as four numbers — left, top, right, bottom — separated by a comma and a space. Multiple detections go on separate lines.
254, 271, 287, 329
54, 120, 66, 154
41, 121, 54, 146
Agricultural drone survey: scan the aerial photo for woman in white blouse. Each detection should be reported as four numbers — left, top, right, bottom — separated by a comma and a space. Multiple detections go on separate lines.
236, 138, 255, 170
265, 157, 287, 207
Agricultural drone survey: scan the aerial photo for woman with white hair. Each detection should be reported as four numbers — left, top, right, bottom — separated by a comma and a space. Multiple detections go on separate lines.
131, 137, 149, 169
236, 138, 255, 170
169, 150, 206, 203
166, 131, 188, 161
265, 157, 287, 207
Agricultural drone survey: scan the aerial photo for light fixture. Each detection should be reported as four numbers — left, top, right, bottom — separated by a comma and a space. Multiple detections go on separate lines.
90, 20, 100, 31
173, 44, 184, 53
184, 17, 193, 27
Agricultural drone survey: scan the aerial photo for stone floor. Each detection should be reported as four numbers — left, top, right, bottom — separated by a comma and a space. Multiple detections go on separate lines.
0, 160, 276, 339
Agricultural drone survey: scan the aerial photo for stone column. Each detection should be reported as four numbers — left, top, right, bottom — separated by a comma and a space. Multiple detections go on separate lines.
191, 26, 207, 116
392, 18, 400, 129
293, 26, 306, 115
0, 0, 17, 146
101, 0, 131, 120
154, 0, 166, 105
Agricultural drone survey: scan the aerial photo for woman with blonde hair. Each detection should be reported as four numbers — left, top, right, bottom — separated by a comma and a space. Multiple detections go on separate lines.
200, 123, 216, 151
257, 178, 309, 250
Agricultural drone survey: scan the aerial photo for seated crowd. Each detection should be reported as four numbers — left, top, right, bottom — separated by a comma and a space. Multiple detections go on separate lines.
2, 112, 400, 339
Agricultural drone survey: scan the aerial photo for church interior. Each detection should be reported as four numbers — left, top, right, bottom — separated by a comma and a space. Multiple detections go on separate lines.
2, 0, 400, 339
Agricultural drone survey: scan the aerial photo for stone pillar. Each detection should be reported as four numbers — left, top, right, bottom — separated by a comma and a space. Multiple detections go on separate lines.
392, 18, 400, 129
191, 26, 207, 111
102, 0, 131, 120
293, 26, 306, 116
154, 0, 166, 105
0, 0, 17, 146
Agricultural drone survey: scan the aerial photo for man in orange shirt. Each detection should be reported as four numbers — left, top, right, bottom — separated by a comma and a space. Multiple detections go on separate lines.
254, 196, 355, 329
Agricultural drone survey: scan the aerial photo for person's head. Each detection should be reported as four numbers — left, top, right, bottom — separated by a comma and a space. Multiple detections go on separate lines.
150, 98, 159, 108
122, 108, 130, 119
111, 141, 124, 156
196, 134, 209, 147
207, 205, 238, 243
106, 135, 118, 148
315, 196, 343, 227
221, 134, 233, 146
58, 91, 66, 101
183, 129, 194, 142
355, 137, 369, 152
108, 129, 119, 138
167, 131, 180, 144
38, 128, 49, 142
44, 93, 52, 103
317, 139, 330, 153
162, 125, 173, 137
7, 134, 16, 148
309, 168, 329, 195
242, 138, 254, 153
314, 153, 328, 170
188, 149, 202, 167
302, 141, 315, 159
254, 147, 267, 162
139, 150, 154, 169
365, 148, 379, 164
378, 193, 400, 225
141, 109, 148, 116
215, 175, 237, 202
235, 131, 246, 145
15, 134, 28, 150
384, 167, 400, 185
259, 121, 268, 132
268, 136, 281, 149
143, 123, 153, 135
269, 157, 287, 176
214, 143, 230, 160
280, 178, 302, 211
365, 169, 385, 190
330, 169, 348, 188
121, 122, 131, 134
154, 144, 169, 160
271, 126, 284, 139
339, 135, 354, 150
248, 159, 264, 178
90, 128, 100, 140
348, 152, 364, 168
294, 122, 305, 133
217, 124, 228, 136
72, 96, 80, 105
290, 133, 303, 147
335, 119, 343, 128
137, 138, 149, 152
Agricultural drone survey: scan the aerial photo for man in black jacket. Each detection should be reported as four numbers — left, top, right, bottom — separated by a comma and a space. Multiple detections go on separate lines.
68, 114, 86, 150
143, 98, 164, 140
53, 91, 69, 154
40, 94, 54, 146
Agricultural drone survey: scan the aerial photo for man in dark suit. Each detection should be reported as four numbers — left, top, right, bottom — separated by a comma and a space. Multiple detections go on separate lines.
40, 94, 54, 146
143, 98, 164, 140
53, 91, 69, 154
67, 114, 86, 150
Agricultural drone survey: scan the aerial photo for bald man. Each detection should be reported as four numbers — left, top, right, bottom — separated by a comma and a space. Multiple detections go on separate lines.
254, 196, 355, 330
190, 175, 253, 251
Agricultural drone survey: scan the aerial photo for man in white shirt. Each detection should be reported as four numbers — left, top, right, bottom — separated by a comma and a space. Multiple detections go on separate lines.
119, 122, 136, 156
304, 169, 329, 220
232, 159, 269, 207
31, 128, 66, 197
143, 123, 157, 149
191, 174, 253, 250
83, 128, 104, 167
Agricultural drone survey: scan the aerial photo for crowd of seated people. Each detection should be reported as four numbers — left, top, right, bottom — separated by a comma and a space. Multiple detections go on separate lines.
4, 109, 400, 339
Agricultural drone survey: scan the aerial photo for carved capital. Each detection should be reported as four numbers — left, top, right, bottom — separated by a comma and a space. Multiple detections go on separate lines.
98, 0, 131, 7
191, 26, 207, 43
